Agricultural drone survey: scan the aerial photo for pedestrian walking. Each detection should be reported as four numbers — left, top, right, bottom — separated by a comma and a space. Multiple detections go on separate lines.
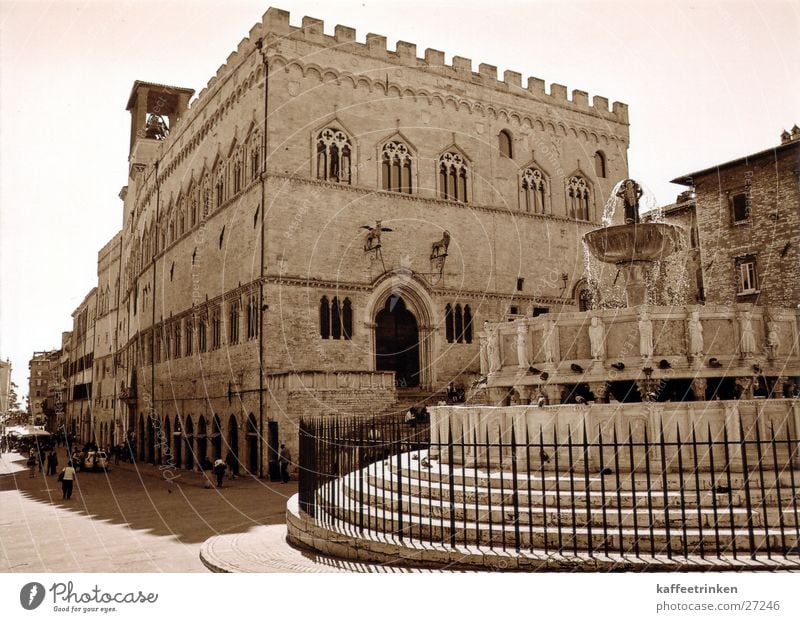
46, 450, 58, 476
27, 453, 37, 478
279, 444, 291, 483
213, 458, 227, 487
59, 462, 76, 500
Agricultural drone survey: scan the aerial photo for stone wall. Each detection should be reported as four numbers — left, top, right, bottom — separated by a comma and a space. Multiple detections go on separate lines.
692, 141, 800, 307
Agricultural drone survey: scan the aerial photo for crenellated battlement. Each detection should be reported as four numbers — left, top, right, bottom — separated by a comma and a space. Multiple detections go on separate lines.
182, 7, 627, 129
245, 7, 629, 123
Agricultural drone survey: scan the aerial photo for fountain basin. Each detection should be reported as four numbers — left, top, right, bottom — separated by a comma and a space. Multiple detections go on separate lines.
583, 222, 683, 264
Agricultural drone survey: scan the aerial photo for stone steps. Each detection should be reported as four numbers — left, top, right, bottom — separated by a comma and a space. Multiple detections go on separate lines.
320, 477, 798, 555
362, 472, 800, 515
312, 452, 800, 555
384, 455, 800, 495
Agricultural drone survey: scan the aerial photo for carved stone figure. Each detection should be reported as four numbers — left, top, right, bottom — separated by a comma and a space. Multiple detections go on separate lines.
542, 320, 558, 363
638, 308, 653, 359
588, 315, 605, 360
430, 230, 451, 259
516, 324, 529, 368
616, 178, 642, 224
765, 317, 781, 358
487, 328, 501, 373
687, 310, 704, 359
739, 311, 757, 358
479, 335, 488, 374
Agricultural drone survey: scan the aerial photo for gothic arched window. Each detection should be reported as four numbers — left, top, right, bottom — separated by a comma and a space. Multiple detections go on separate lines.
568, 175, 591, 220
445, 304, 454, 343
342, 298, 353, 339
463, 305, 473, 344
316, 128, 352, 184
319, 296, 330, 339
454, 304, 464, 343
521, 167, 547, 213
438, 152, 469, 202
499, 130, 513, 158
381, 141, 412, 193
594, 151, 607, 178
331, 297, 342, 340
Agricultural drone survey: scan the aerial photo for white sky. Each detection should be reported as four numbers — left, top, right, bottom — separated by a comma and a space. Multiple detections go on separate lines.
1, 0, 798, 397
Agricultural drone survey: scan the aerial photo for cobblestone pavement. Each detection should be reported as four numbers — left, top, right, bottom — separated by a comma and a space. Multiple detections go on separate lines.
0, 447, 293, 572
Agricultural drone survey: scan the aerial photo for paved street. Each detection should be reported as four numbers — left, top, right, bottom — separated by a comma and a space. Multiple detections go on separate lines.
0, 446, 293, 572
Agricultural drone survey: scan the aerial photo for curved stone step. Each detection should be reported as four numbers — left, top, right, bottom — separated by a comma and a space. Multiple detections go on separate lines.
364, 470, 799, 514
319, 477, 797, 555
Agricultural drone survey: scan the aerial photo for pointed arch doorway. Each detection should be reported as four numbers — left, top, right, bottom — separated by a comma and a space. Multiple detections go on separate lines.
375, 294, 421, 388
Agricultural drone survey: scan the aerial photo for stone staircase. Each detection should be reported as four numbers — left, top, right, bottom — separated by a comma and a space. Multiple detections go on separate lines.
300, 449, 800, 567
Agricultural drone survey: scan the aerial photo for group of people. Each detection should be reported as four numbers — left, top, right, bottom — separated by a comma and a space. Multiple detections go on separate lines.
22, 446, 76, 499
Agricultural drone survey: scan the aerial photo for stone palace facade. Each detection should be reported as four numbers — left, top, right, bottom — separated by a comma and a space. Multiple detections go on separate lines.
62, 7, 630, 476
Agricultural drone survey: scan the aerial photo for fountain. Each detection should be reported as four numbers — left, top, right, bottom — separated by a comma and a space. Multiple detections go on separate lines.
583, 179, 684, 307
285, 179, 800, 571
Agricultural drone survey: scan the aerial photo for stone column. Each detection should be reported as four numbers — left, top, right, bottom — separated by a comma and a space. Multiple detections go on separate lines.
542, 383, 563, 405
514, 385, 533, 405
737, 376, 755, 399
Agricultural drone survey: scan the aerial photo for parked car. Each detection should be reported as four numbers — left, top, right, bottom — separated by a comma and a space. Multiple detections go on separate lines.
83, 450, 110, 472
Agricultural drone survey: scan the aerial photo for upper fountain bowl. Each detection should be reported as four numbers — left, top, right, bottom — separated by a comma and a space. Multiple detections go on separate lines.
583, 222, 683, 265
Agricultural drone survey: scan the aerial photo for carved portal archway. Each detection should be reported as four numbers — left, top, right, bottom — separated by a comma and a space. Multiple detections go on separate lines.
364, 273, 436, 390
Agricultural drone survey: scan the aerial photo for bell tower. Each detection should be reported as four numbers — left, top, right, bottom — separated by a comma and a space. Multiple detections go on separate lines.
125, 80, 194, 157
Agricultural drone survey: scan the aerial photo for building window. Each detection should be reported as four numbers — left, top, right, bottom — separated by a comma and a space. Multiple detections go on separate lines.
731, 192, 749, 223
233, 160, 243, 194
342, 298, 353, 339
246, 293, 259, 339
251, 150, 260, 180
198, 314, 207, 353
172, 322, 180, 358
320, 296, 353, 340
185, 317, 194, 356
211, 306, 221, 349
215, 179, 225, 209
319, 296, 330, 339
521, 167, 547, 213
516, 277, 524, 291
532, 307, 549, 317
164, 326, 171, 361
736, 255, 758, 294
438, 152, 469, 202
154, 328, 162, 364
509, 305, 519, 316
444, 303, 473, 344
190, 198, 198, 227
568, 175, 591, 220
316, 128, 352, 184
445, 304, 454, 343
381, 141, 412, 193
228, 299, 240, 345
499, 130, 513, 158
594, 151, 606, 178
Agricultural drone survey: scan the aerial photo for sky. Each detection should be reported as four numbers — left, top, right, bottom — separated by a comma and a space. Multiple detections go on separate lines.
1, 0, 798, 398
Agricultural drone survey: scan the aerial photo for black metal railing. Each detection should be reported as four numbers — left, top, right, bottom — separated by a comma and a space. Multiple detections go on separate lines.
298, 414, 800, 562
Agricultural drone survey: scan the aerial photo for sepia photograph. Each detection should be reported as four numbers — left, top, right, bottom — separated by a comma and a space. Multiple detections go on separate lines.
1, 0, 799, 618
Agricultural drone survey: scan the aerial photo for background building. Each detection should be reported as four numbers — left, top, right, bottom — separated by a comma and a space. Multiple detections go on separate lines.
66, 289, 96, 441
28, 350, 60, 427
0, 359, 11, 417
671, 126, 800, 307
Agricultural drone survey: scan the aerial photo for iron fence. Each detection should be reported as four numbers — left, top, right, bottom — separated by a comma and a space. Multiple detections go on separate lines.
298, 414, 800, 561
